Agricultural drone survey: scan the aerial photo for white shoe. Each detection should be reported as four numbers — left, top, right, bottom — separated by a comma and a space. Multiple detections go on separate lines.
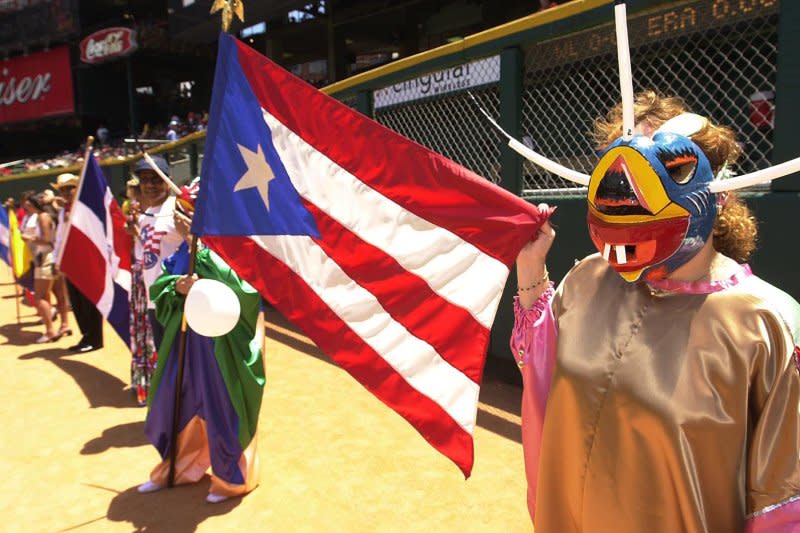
206, 493, 229, 504
137, 480, 162, 493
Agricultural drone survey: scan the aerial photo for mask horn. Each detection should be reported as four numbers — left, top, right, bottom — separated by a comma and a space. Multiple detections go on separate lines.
709, 157, 800, 193
467, 91, 590, 186
614, 0, 635, 141
653, 113, 708, 137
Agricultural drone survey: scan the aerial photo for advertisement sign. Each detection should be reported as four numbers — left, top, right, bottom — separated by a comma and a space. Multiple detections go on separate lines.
0, 46, 75, 125
80, 27, 138, 64
373, 55, 500, 110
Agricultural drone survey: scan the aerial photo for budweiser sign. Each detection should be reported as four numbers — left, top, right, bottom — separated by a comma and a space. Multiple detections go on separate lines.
0, 46, 74, 124
80, 27, 138, 64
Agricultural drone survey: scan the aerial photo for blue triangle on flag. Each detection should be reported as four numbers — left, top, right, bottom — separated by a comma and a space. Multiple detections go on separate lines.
192, 33, 319, 238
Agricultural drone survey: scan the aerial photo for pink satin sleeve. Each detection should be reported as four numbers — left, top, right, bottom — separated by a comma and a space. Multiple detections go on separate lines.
510, 284, 557, 521
745, 497, 800, 532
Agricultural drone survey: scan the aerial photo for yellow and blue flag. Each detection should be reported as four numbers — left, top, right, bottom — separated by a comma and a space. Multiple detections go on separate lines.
0, 207, 9, 267
8, 208, 33, 289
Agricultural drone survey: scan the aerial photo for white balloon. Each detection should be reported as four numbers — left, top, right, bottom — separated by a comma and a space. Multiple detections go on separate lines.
184, 278, 241, 337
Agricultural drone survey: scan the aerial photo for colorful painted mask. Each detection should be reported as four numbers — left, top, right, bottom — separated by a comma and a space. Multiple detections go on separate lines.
587, 118, 717, 282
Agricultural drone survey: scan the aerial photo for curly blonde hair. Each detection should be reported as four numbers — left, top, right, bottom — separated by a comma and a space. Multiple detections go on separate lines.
592, 90, 757, 263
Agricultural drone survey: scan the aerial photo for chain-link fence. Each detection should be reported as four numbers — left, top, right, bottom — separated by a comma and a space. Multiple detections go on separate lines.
339, 94, 358, 109
373, 55, 503, 184
521, 0, 779, 196
356, 0, 780, 197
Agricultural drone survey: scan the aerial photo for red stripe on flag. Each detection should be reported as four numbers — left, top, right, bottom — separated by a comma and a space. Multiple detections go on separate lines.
59, 228, 106, 304
109, 200, 132, 271
233, 40, 547, 267
205, 235, 476, 477
302, 200, 488, 384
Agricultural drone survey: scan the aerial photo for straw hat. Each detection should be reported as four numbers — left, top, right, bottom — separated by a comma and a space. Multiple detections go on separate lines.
40, 189, 56, 204
51, 173, 79, 190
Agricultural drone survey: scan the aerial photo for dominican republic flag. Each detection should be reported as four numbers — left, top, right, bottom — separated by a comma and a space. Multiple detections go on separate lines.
57, 154, 133, 346
193, 33, 549, 477
0, 207, 9, 267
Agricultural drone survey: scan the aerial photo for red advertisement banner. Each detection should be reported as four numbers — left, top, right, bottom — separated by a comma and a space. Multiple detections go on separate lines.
0, 46, 75, 125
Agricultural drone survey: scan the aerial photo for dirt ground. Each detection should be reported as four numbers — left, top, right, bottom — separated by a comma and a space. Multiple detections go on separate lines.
0, 277, 531, 532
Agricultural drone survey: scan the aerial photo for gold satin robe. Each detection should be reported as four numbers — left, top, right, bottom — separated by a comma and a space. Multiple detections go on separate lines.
528, 255, 800, 532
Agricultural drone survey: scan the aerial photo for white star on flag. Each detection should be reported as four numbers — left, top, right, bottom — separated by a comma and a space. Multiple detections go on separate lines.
234, 143, 276, 210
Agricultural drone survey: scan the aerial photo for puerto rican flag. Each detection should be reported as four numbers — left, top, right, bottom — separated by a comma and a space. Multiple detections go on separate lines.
57, 154, 132, 346
193, 33, 549, 477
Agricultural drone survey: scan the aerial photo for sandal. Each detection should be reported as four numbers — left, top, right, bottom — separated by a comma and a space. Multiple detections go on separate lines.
35, 333, 59, 344
57, 327, 73, 337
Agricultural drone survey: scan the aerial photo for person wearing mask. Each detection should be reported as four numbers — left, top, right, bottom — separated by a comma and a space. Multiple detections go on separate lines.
512, 91, 800, 531
52, 173, 103, 353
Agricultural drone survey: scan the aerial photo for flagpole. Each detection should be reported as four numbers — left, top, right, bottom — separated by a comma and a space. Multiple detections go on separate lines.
7, 204, 22, 324
167, 233, 199, 488
142, 152, 182, 196
11, 208, 20, 323
55, 136, 95, 268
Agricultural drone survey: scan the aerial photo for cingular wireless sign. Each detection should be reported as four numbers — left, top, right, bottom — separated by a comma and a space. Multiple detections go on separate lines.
373, 55, 500, 110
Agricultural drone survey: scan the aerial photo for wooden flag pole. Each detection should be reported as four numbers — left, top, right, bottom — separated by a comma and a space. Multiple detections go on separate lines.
142, 152, 182, 196
2, 205, 18, 324
166, 233, 199, 488
14, 273, 21, 325
166, 0, 244, 488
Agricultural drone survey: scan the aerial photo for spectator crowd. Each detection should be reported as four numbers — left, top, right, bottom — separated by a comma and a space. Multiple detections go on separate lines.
0, 112, 208, 177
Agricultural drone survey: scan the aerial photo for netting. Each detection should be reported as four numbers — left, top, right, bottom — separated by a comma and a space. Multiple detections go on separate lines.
373, 57, 503, 183
520, 1, 779, 196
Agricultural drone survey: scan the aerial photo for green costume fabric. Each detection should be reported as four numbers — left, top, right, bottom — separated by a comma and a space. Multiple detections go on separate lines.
147, 247, 265, 450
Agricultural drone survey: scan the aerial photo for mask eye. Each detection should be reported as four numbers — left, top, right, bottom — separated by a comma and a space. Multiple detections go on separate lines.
659, 152, 698, 184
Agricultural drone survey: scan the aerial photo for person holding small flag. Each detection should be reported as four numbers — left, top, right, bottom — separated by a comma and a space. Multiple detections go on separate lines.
132, 155, 184, 349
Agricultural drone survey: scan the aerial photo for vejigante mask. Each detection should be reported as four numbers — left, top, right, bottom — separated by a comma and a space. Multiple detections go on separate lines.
587, 117, 716, 281
471, 1, 800, 283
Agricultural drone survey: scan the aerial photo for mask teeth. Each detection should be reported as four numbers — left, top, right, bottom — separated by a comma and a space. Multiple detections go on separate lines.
615, 245, 627, 265
602, 243, 611, 261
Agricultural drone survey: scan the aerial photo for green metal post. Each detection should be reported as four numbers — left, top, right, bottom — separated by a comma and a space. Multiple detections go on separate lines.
488, 46, 524, 365
189, 142, 199, 179
771, 1, 800, 191
356, 90, 373, 118
499, 47, 523, 195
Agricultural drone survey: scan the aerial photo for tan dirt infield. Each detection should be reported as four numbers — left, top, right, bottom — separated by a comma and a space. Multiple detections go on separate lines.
0, 278, 530, 532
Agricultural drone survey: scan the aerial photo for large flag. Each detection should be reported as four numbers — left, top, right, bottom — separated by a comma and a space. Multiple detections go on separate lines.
57, 154, 132, 345
0, 207, 9, 267
193, 33, 549, 477
8, 208, 33, 290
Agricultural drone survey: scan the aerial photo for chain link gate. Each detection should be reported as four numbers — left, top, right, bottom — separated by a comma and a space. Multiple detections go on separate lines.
373, 55, 503, 184
521, 0, 780, 197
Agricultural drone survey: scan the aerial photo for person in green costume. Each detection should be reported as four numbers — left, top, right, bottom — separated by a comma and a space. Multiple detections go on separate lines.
137, 180, 266, 503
